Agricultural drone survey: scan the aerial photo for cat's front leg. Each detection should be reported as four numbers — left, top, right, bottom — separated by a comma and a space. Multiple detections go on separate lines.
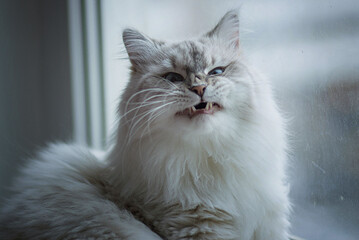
152, 204, 240, 240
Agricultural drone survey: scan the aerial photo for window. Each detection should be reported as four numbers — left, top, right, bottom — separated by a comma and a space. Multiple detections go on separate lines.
69, 1, 359, 239
68, 0, 106, 148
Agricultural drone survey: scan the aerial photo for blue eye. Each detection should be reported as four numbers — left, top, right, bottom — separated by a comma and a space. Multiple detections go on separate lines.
163, 72, 184, 82
208, 67, 225, 75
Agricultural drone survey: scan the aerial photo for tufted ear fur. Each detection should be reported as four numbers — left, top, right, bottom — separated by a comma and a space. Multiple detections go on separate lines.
205, 10, 240, 49
122, 28, 159, 68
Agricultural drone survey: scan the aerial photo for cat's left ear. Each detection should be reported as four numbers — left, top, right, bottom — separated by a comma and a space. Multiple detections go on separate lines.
205, 10, 240, 49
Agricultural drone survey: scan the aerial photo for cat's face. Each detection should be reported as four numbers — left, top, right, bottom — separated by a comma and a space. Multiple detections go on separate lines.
120, 11, 254, 140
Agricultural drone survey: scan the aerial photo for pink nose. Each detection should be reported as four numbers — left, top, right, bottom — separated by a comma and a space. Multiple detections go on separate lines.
190, 85, 206, 97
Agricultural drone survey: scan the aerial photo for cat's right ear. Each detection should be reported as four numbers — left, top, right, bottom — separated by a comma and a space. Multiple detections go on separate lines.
205, 10, 240, 50
122, 28, 158, 68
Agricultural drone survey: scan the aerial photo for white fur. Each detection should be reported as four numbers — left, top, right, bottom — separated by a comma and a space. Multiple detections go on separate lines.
0, 10, 290, 240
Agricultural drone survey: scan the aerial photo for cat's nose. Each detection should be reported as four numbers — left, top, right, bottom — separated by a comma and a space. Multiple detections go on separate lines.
190, 85, 206, 97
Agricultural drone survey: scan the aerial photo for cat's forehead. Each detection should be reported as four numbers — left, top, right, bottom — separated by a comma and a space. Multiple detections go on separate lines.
164, 40, 213, 73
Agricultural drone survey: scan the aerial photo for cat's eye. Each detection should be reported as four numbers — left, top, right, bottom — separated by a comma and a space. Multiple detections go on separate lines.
163, 72, 184, 82
208, 67, 225, 76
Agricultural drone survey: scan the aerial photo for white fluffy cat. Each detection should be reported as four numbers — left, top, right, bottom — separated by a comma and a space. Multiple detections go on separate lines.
0, 10, 290, 240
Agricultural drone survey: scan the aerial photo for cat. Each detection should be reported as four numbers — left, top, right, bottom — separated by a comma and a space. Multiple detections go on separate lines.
0, 10, 290, 240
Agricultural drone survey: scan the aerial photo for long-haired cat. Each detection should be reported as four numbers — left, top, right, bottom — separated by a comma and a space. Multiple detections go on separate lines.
0, 10, 290, 240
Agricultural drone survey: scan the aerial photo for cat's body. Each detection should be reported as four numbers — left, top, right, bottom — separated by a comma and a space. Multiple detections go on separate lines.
0, 11, 290, 240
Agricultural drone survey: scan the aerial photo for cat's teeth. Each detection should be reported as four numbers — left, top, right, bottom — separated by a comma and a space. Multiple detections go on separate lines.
191, 106, 196, 113
205, 102, 214, 111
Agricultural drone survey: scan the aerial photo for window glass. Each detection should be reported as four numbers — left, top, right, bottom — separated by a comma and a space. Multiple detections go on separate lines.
101, 1, 359, 239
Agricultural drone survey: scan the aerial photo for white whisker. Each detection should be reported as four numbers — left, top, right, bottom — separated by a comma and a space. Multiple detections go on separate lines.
124, 88, 175, 115
125, 101, 176, 145
120, 94, 176, 122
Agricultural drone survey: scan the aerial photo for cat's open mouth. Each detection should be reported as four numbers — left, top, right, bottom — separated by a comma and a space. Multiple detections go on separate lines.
177, 102, 222, 118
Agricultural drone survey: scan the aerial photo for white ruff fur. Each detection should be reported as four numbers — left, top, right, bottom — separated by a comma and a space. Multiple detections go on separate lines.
0, 10, 290, 240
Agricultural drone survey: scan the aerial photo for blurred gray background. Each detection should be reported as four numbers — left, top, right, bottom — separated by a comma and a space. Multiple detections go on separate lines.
1, 1, 358, 240
0, 0, 72, 201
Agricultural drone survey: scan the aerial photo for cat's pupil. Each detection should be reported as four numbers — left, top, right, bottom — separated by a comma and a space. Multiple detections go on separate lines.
208, 67, 224, 75
163, 72, 184, 82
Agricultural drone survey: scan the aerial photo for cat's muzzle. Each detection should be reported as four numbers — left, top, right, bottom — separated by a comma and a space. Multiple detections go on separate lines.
177, 102, 222, 118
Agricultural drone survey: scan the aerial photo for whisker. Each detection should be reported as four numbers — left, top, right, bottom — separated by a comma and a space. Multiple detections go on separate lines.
124, 88, 175, 115
120, 94, 176, 125
125, 101, 176, 144
140, 107, 168, 143
121, 100, 169, 120
127, 101, 175, 140
120, 95, 175, 121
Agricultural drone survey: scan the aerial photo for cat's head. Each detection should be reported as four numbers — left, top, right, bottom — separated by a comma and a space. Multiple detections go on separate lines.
120, 10, 256, 141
